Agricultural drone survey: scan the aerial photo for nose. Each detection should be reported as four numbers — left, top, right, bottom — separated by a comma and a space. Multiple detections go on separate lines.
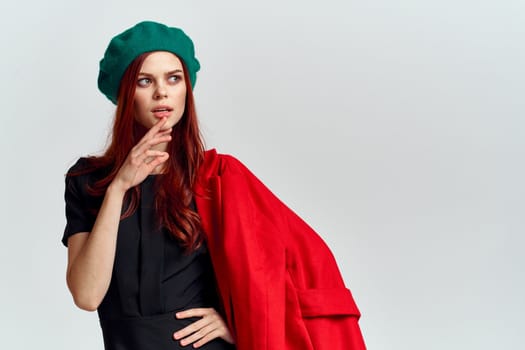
154, 84, 168, 99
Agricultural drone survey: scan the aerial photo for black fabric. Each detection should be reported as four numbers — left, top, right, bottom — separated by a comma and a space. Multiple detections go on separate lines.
100, 312, 234, 350
63, 158, 232, 349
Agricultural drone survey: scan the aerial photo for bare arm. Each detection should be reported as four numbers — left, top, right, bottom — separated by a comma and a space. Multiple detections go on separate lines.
66, 118, 172, 311
66, 183, 126, 311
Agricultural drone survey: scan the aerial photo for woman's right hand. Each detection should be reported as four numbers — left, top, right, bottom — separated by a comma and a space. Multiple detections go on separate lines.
112, 117, 172, 192
67, 117, 173, 311
67, 119, 172, 310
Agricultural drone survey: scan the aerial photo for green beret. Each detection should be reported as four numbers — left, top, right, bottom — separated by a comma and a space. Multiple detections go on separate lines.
98, 21, 200, 104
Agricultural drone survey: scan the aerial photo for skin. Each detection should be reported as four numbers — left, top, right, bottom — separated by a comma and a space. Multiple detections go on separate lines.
66, 51, 234, 348
133, 51, 187, 142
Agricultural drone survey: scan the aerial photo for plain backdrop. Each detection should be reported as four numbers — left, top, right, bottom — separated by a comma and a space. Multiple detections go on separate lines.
1, 1, 524, 349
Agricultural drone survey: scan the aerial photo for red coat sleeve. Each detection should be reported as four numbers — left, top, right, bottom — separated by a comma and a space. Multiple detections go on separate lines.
197, 152, 366, 350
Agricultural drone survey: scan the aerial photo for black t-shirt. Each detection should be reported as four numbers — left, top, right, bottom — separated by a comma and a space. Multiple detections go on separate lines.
62, 158, 219, 321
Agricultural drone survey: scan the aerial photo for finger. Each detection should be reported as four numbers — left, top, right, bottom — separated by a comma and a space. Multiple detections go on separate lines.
132, 133, 172, 158
179, 323, 219, 347
149, 124, 172, 139
152, 116, 169, 132
192, 330, 224, 348
142, 150, 169, 162
142, 152, 169, 168
180, 319, 227, 347
151, 117, 173, 136
148, 133, 172, 148
173, 316, 214, 340
145, 153, 169, 171
157, 127, 173, 137
134, 118, 171, 147
130, 147, 166, 167
176, 308, 212, 319
136, 128, 172, 149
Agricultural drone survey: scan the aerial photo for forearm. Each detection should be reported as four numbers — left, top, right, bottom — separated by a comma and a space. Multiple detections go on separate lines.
65, 119, 171, 311
66, 182, 127, 311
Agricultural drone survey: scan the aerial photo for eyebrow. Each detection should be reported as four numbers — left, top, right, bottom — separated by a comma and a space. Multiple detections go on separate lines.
138, 69, 183, 76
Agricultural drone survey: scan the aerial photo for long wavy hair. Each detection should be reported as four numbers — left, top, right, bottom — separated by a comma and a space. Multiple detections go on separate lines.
69, 52, 206, 251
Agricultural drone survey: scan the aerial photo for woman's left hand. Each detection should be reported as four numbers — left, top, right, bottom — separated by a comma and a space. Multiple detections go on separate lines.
173, 308, 234, 348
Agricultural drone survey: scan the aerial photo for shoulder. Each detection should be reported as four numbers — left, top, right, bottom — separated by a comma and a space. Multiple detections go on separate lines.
202, 149, 253, 177
66, 157, 111, 180
66, 157, 91, 175
64, 157, 110, 197
65, 157, 92, 190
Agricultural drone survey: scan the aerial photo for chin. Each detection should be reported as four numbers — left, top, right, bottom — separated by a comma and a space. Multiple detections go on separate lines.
166, 117, 183, 129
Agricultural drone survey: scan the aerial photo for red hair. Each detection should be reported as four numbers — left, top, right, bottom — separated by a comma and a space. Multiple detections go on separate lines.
70, 52, 205, 251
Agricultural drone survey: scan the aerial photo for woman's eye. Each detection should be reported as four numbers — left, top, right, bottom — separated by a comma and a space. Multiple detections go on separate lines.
168, 75, 181, 84
137, 78, 151, 87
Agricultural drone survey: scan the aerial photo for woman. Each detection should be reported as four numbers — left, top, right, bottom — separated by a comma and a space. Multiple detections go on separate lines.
63, 21, 366, 350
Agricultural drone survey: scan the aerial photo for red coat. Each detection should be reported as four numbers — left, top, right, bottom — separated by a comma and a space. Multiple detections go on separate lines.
194, 150, 366, 350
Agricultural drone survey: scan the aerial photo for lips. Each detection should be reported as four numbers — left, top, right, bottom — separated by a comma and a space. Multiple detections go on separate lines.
152, 106, 173, 118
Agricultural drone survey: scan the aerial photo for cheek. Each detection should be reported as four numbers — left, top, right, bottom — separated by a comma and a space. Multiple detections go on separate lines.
133, 94, 145, 109
175, 90, 187, 109
179, 89, 186, 103
132, 97, 149, 122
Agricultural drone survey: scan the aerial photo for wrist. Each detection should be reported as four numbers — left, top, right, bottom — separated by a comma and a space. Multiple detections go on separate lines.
107, 179, 128, 197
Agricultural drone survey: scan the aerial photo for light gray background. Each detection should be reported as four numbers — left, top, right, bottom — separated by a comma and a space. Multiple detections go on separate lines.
1, 0, 523, 349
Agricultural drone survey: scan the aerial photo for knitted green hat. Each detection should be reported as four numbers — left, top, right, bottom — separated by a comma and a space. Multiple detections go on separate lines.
98, 21, 200, 104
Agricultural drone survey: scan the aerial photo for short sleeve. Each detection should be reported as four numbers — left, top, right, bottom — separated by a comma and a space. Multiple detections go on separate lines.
62, 159, 98, 247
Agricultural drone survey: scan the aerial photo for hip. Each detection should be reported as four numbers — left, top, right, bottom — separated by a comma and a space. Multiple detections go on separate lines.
100, 311, 234, 350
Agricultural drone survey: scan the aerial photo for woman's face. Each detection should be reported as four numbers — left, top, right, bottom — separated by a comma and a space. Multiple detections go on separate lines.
133, 51, 187, 130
